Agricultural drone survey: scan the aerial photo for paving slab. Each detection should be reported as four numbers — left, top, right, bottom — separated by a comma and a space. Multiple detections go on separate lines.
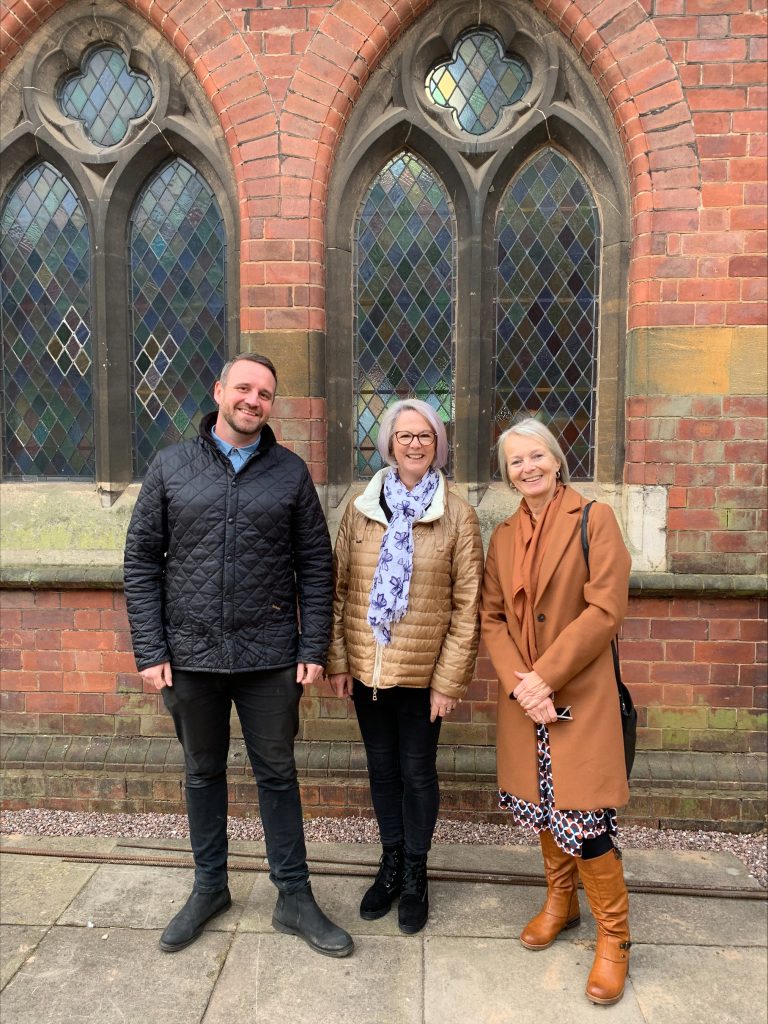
1, 834, 119, 855
0, 926, 230, 1024
629, 891, 768, 947
0, 925, 48, 988
621, 847, 760, 890
631, 944, 768, 1024
58, 863, 253, 930
0, 854, 97, 925
423, 935, 647, 1024
423, 879, 542, 939
203, 933, 422, 1024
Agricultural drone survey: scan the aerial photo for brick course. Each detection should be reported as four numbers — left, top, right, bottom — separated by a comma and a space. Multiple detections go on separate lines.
2, 589, 765, 757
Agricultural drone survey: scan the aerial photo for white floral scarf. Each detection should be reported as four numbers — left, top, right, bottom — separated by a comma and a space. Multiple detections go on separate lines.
367, 467, 440, 645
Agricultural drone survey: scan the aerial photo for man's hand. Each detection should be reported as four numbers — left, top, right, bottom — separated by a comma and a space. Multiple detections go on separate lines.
296, 662, 324, 687
141, 661, 173, 690
328, 672, 353, 698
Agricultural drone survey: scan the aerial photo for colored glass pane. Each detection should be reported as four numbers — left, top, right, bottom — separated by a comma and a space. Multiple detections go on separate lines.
426, 30, 531, 135
129, 158, 226, 476
494, 149, 600, 479
58, 44, 153, 147
1, 162, 94, 478
354, 153, 455, 478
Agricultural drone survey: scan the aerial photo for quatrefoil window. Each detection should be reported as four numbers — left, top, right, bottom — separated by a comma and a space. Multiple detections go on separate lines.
57, 44, 153, 147
426, 29, 531, 135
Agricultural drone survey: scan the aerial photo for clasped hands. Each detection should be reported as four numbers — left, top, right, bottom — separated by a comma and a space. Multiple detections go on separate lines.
513, 669, 557, 725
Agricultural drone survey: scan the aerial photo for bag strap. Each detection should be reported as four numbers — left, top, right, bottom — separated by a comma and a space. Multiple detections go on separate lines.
580, 502, 625, 702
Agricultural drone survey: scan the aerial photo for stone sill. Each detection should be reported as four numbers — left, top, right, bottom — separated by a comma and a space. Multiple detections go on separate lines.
1, 562, 765, 597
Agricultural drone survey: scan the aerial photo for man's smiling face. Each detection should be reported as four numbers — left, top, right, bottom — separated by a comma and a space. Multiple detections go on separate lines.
213, 360, 276, 446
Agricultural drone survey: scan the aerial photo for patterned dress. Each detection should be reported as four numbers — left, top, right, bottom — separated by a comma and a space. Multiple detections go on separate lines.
499, 722, 617, 857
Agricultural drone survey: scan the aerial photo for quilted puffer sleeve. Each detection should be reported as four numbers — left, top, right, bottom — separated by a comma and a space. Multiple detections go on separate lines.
430, 498, 483, 699
123, 454, 170, 671
291, 465, 333, 666
326, 498, 356, 675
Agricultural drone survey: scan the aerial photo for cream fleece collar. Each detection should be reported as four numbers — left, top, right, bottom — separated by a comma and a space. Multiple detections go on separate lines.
354, 467, 446, 524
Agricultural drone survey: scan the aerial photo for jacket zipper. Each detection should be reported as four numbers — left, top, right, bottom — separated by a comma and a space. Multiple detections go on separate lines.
372, 642, 383, 700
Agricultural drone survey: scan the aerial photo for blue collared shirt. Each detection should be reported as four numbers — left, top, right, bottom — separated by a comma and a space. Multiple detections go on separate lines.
211, 427, 261, 474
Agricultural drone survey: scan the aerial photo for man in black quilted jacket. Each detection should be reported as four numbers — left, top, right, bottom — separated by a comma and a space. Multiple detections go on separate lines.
124, 353, 353, 958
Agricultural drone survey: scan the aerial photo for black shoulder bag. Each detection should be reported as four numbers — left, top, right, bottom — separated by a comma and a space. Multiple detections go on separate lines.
581, 501, 637, 779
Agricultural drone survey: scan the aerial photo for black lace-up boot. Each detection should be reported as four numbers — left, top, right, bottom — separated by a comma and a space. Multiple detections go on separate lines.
360, 844, 404, 920
398, 851, 429, 934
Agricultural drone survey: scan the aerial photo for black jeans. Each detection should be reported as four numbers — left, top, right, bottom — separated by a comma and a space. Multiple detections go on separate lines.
352, 680, 442, 857
163, 666, 308, 894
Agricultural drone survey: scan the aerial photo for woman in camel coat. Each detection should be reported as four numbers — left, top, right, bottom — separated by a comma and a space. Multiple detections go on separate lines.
481, 417, 632, 1007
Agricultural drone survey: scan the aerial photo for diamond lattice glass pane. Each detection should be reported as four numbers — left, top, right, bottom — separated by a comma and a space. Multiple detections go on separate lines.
426, 29, 531, 135
355, 153, 455, 478
58, 44, 153, 147
129, 158, 226, 476
494, 149, 600, 479
1, 162, 94, 478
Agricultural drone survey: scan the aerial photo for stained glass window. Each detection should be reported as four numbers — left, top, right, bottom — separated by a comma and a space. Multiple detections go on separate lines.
355, 153, 455, 478
1, 162, 94, 478
494, 149, 600, 479
426, 29, 531, 135
58, 44, 153, 147
129, 158, 227, 476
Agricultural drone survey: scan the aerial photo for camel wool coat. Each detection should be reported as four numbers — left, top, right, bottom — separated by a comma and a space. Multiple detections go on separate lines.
480, 486, 631, 810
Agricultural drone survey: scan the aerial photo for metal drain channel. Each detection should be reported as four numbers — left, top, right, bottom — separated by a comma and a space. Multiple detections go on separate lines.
2, 844, 765, 901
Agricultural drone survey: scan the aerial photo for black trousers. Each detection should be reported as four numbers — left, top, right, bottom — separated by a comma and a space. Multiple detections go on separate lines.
352, 680, 442, 857
163, 666, 308, 894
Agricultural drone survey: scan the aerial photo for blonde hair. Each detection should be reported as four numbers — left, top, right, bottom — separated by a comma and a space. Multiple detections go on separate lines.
376, 399, 449, 470
497, 418, 570, 487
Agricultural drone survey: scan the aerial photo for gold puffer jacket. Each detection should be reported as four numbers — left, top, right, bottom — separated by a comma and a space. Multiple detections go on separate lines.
327, 468, 483, 698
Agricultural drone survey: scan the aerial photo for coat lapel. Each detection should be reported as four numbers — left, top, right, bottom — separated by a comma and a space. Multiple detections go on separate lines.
534, 487, 583, 606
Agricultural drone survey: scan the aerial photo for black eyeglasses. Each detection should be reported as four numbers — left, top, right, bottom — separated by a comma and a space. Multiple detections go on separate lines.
393, 431, 436, 446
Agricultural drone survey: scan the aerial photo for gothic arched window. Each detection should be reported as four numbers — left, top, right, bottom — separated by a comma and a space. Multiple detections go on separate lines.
1, 162, 94, 478
326, 4, 629, 502
129, 159, 227, 476
0, 2, 238, 497
495, 149, 600, 479
355, 152, 455, 477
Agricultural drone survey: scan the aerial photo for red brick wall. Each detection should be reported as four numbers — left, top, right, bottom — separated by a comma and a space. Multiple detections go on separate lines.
2, 589, 765, 755
626, 395, 768, 574
272, 398, 328, 483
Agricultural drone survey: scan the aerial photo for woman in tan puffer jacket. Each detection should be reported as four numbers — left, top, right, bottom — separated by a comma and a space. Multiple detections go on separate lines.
328, 399, 483, 935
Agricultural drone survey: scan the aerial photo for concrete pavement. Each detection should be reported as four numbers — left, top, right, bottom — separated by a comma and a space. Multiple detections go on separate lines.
1, 835, 766, 1024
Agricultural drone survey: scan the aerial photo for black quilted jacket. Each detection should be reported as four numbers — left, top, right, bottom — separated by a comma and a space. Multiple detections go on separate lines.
123, 413, 333, 673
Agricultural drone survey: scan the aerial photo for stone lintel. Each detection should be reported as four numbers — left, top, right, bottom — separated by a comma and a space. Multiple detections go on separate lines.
239, 330, 324, 396
628, 325, 768, 396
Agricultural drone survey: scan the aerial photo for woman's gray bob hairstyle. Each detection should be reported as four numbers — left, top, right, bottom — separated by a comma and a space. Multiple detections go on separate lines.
376, 399, 450, 470
497, 418, 570, 487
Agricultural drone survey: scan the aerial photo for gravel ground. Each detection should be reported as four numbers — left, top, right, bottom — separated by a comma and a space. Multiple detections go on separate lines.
2, 808, 765, 887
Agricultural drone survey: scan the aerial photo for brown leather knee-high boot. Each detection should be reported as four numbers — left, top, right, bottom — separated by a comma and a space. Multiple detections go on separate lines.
576, 847, 631, 1005
520, 829, 580, 951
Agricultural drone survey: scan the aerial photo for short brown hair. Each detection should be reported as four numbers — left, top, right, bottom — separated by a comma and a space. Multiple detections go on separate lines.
219, 353, 277, 391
